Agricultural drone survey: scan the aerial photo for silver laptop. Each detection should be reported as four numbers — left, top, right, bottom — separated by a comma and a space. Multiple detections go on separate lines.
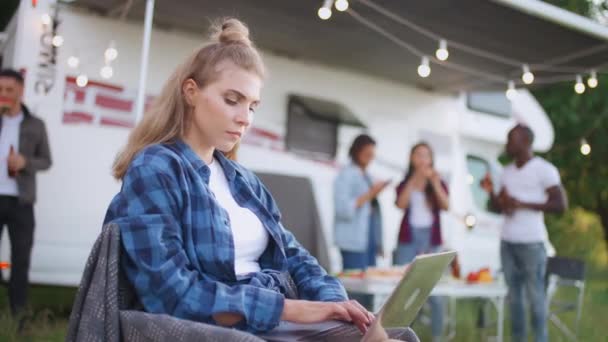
362, 250, 456, 341
258, 251, 456, 341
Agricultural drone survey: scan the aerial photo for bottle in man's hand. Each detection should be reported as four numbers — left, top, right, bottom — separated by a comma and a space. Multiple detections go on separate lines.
480, 173, 493, 193
0, 96, 12, 116
8, 145, 17, 178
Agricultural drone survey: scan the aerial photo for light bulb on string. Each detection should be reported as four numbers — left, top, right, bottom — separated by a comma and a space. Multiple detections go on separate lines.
335, 0, 349, 12
104, 40, 118, 62
67, 56, 79, 68
464, 213, 477, 230
587, 70, 598, 88
467, 174, 474, 185
318, 0, 333, 20
506, 80, 517, 100
417, 56, 431, 78
435, 39, 449, 61
522, 64, 534, 84
100, 64, 113, 79
574, 75, 585, 94
580, 139, 591, 156
52, 35, 64, 47
76, 74, 88, 88
41, 14, 52, 26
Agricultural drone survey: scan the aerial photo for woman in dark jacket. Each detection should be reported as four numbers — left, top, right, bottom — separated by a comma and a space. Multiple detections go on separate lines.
394, 142, 449, 341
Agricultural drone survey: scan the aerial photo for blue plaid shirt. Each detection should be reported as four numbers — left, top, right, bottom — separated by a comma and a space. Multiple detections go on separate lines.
104, 140, 347, 333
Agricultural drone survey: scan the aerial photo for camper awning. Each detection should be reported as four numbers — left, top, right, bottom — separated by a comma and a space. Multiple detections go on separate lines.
69, 0, 608, 92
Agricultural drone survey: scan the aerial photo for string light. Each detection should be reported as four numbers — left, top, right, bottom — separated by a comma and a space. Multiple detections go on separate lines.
580, 139, 591, 155
506, 80, 517, 100
335, 0, 349, 12
464, 214, 477, 229
587, 70, 598, 88
522, 64, 534, 85
574, 75, 585, 94
76, 74, 88, 88
417, 56, 431, 78
100, 65, 113, 79
435, 39, 449, 61
67, 56, 79, 68
52, 35, 64, 47
340, 1, 608, 93
104, 41, 118, 62
325, 2, 605, 92
41, 13, 52, 26
318, 0, 333, 20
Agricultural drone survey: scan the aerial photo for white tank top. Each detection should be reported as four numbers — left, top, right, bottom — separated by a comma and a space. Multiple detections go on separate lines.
207, 158, 269, 275
408, 190, 434, 228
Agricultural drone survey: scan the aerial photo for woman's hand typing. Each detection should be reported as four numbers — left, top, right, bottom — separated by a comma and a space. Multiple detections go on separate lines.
281, 299, 375, 334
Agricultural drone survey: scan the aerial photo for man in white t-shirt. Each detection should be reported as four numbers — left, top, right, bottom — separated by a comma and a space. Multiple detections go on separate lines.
481, 124, 567, 342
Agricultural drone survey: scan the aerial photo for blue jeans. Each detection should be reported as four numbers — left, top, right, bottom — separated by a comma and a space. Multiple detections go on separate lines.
394, 228, 444, 339
341, 219, 377, 270
500, 241, 547, 342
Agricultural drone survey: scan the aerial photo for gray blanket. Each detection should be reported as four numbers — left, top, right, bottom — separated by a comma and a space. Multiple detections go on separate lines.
65, 223, 418, 342
65, 223, 262, 342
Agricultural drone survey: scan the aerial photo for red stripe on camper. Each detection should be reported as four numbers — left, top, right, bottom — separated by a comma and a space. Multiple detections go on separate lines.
96, 95, 133, 112
248, 127, 281, 141
72, 89, 86, 102
63, 112, 94, 124
62, 89, 89, 103
65, 76, 124, 91
100, 117, 134, 128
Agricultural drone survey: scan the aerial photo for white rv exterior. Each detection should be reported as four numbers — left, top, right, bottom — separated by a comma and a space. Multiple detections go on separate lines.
1, 2, 555, 286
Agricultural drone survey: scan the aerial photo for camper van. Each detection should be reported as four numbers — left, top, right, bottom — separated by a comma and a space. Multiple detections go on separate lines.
1, 0, 605, 286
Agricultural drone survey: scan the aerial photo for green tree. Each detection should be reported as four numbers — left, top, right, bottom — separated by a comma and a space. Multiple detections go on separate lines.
546, 208, 608, 267
543, 0, 607, 22
533, 76, 608, 246
0, 0, 20, 31
544, 0, 594, 16
534, 1, 608, 247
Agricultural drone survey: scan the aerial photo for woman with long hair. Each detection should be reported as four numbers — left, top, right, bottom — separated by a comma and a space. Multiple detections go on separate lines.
334, 134, 388, 272
394, 142, 449, 341
104, 18, 417, 341
333, 134, 389, 312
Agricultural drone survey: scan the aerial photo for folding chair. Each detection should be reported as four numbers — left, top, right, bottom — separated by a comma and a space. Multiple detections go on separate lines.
545, 256, 586, 341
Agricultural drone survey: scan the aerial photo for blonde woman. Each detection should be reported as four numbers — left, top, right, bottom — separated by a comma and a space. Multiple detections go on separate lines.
104, 18, 417, 341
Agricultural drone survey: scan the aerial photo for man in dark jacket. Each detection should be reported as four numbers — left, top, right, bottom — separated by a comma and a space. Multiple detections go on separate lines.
0, 68, 52, 315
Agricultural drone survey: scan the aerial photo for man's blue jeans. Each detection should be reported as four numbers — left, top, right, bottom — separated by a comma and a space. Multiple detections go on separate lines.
500, 241, 547, 342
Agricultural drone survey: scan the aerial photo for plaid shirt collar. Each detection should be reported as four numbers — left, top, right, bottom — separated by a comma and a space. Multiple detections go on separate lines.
172, 139, 238, 183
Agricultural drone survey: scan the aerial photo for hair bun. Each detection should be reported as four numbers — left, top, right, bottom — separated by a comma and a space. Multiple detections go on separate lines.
211, 18, 252, 46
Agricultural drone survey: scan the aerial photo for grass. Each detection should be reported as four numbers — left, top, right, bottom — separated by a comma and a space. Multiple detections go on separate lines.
0, 285, 75, 342
411, 269, 608, 341
0, 270, 606, 341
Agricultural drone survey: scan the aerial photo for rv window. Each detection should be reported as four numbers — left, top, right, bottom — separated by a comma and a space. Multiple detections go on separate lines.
467, 91, 511, 117
466, 155, 491, 211
286, 97, 338, 159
